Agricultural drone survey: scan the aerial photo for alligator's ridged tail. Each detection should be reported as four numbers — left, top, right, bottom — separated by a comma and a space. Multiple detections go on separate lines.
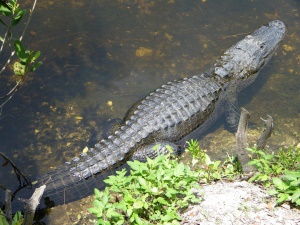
33, 163, 130, 207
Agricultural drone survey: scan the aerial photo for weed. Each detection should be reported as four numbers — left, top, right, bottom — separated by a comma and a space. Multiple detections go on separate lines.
89, 154, 201, 225
247, 145, 300, 206
185, 140, 241, 182
0, 209, 23, 225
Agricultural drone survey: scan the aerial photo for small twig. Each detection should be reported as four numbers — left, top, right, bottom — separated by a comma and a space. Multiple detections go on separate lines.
0, 152, 31, 187
37, 31, 86, 43
0, 79, 23, 99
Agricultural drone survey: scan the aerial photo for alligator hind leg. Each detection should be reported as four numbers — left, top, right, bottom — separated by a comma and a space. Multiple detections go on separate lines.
132, 141, 180, 162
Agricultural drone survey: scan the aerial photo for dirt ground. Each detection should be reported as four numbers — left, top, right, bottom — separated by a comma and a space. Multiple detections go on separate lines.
180, 180, 300, 225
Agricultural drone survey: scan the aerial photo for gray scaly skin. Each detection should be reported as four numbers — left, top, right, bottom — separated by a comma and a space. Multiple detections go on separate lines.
27, 20, 285, 207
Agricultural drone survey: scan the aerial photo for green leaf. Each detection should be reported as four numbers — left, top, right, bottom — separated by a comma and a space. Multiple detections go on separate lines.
0, 209, 9, 225
88, 207, 102, 216
273, 177, 289, 191
107, 210, 123, 218
276, 193, 289, 205
174, 163, 184, 177
128, 160, 141, 171
127, 207, 133, 217
133, 201, 144, 209
291, 189, 300, 203
133, 213, 143, 224
264, 154, 274, 160
12, 211, 24, 225
14, 40, 27, 62
268, 189, 279, 196
247, 160, 259, 166
33, 50, 41, 60
166, 187, 178, 196
0, 3, 11, 17
123, 192, 134, 203
161, 213, 175, 222
12, 9, 26, 26
93, 200, 104, 208
284, 171, 300, 181
138, 177, 147, 187
115, 201, 127, 211
94, 188, 102, 197
102, 194, 109, 205
156, 197, 169, 205
290, 180, 300, 187
259, 174, 270, 181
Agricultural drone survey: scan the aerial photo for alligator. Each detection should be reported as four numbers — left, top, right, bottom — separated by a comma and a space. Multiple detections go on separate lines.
21, 20, 286, 208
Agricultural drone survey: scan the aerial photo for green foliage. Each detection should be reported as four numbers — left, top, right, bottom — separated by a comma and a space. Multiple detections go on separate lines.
13, 40, 42, 76
247, 146, 281, 187
185, 139, 207, 166
268, 170, 300, 206
185, 139, 241, 183
0, 0, 26, 25
89, 154, 201, 225
247, 145, 300, 206
0, 209, 23, 225
0, 0, 41, 110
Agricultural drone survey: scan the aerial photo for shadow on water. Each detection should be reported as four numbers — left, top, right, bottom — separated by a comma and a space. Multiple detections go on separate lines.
0, 0, 300, 224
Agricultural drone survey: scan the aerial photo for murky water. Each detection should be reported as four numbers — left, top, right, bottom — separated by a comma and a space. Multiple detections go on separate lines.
0, 0, 299, 224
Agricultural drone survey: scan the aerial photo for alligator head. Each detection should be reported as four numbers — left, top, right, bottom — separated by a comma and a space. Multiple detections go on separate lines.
214, 20, 286, 81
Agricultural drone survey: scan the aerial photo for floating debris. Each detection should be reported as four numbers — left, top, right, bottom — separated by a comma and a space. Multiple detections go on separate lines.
135, 47, 153, 57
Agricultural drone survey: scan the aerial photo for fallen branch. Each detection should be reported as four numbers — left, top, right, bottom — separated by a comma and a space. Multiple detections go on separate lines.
235, 108, 255, 174
18, 185, 46, 225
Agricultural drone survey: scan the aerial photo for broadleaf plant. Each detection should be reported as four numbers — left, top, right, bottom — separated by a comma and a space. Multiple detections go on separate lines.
89, 153, 201, 225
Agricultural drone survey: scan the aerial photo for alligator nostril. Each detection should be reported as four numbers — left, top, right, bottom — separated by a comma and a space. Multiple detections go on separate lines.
271, 20, 286, 31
